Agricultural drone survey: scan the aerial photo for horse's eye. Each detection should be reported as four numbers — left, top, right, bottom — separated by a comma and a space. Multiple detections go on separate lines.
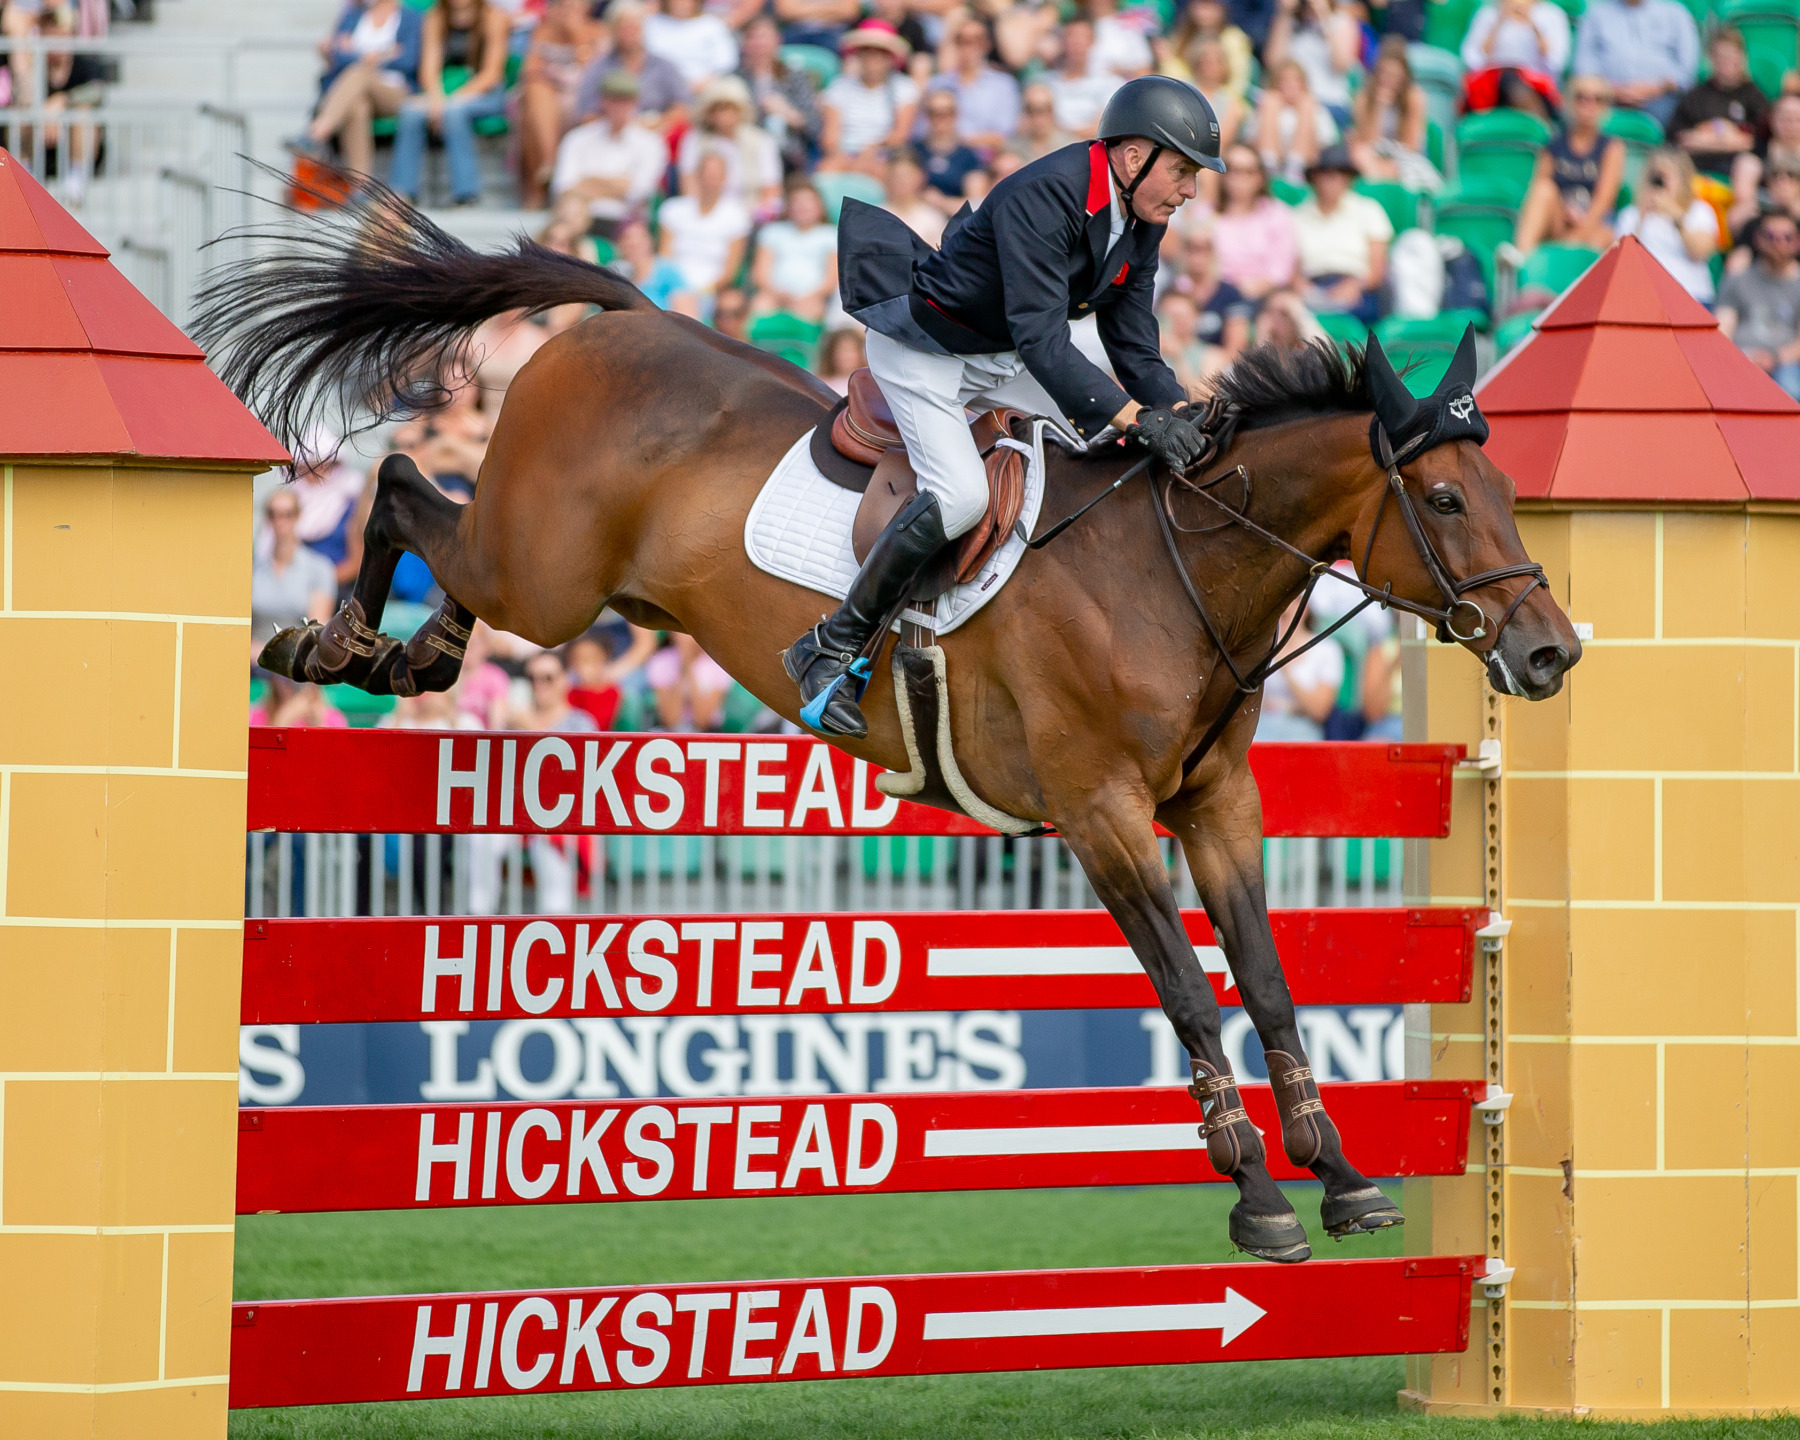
1428, 491, 1463, 516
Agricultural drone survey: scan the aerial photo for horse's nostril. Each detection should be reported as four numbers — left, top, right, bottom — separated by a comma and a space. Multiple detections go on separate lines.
1529, 644, 1568, 678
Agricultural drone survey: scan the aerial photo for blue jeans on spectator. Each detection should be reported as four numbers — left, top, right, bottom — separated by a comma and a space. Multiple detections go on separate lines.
390, 88, 508, 203
1775, 360, 1800, 400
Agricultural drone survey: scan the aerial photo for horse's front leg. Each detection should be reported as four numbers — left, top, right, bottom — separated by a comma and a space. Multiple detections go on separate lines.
1162, 763, 1404, 1240
1051, 780, 1312, 1262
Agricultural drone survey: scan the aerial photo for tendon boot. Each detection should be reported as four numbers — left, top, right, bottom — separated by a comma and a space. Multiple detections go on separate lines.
784, 490, 950, 738
1190, 1058, 1311, 1263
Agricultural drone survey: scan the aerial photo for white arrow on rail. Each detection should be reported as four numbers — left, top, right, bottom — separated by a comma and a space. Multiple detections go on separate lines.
927, 944, 1237, 991
921, 1288, 1266, 1347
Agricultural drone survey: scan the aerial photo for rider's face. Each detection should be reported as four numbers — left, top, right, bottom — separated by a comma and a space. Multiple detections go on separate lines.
1124, 149, 1201, 224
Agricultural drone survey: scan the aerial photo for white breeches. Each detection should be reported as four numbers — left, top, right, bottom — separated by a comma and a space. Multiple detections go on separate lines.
864, 329, 1071, 539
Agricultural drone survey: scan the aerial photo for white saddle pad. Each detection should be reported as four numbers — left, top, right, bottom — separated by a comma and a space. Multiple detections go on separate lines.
744, 419, 1054, 636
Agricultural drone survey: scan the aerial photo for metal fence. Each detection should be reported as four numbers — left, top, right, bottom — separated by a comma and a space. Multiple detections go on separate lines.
244, 829, 1404, 918
1, 32, 314, 323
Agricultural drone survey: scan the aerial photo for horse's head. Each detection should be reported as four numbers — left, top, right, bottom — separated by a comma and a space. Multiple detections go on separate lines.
1353, 329, 1581, 700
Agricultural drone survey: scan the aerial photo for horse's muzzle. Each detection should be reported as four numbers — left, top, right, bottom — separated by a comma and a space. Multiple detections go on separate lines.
1487, 629, 1581, 701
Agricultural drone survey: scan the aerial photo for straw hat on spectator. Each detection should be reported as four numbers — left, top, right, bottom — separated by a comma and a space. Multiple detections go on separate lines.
697, 74, 754, 117
839, 19, 911, 59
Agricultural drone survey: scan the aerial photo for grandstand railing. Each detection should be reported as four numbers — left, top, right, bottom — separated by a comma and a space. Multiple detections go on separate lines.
244, 827, 1404, 919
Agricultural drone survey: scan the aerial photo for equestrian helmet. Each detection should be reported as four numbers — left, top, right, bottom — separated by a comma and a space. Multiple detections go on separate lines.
1098, 76, 1226, 174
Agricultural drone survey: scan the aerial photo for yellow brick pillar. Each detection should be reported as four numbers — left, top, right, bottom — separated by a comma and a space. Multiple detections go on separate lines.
0, 153, 286, 1437
1400, 237, 1800, 1417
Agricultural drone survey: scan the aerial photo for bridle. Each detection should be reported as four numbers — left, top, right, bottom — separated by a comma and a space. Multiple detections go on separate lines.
1027, 405, 1547, 777
1158, 417, 1547, 775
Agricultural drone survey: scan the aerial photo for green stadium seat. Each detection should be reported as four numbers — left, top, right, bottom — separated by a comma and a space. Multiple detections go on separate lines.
1424, 0, 1482, 53
1449, 149, 1536, 206
1434, 179, 1519, 305
1313, 310, 1370, 347
320, 684, 397, 726
1516, 241, 1601, 297
779, 43, 841, 88
1408, 45, 1463, 170
1270, 174, 1310, 206
813, 170, 886, 221
1718, 0, 1800, 95
1546, 0, 1585, 15
1355, 178, 1420, 233
1374, 311, 1486, 391
1494, 309, 1541, 352
749, 310, 823, 369
1599, 108, 1666, 147
1455, 109, 1554, 147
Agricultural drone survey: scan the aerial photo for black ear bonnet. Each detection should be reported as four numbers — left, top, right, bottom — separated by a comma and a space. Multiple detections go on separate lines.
1365, 326, 1489, 463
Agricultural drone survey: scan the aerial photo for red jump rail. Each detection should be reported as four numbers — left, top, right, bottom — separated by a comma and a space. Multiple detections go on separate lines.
246, 729, 1465, 838
241, 906, 1480, 1024
229, 1254, 1479, 1408
236, 1080, 1479, 1214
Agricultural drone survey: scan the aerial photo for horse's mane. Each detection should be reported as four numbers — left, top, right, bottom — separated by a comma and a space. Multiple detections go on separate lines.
1200, 339, 1370, 433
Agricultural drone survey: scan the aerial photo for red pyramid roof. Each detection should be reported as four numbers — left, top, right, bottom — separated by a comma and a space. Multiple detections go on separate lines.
1476, 235, 1800, 504
0, 149, 288, 466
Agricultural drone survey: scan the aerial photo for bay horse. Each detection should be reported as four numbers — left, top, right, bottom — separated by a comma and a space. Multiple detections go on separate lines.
199, 190, 1579, 1262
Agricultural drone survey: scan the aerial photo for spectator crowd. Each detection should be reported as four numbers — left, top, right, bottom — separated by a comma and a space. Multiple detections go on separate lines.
252, 0, 1800, 744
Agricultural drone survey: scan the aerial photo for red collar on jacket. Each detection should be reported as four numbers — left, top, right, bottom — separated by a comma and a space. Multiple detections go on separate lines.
1086, 140, 1111, 216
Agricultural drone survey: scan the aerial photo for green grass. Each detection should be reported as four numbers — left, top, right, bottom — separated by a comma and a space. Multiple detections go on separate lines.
231, 1185, 1785, 1440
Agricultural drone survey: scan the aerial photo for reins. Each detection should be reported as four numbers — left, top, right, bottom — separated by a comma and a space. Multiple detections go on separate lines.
1024, 403, 1548, 778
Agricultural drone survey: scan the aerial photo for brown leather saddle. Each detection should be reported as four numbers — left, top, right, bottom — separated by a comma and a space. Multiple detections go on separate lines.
808, 368, 1029, 603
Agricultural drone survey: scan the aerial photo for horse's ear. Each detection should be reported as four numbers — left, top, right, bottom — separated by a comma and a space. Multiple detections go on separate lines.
1435, 324, 1479, 394
1363, 333, 1417, 435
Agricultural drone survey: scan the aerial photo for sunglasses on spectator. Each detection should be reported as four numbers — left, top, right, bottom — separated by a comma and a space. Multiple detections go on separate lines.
527, 670, 563, 686
1023, 100, 1054, 112
1765, 227, 1800, 244
1572, 89, 1607, 102
958, 30, 986, 44
927, 103, 957, 115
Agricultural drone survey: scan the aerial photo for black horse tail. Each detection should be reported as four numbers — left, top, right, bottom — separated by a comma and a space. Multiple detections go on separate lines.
192, 168, 653, 450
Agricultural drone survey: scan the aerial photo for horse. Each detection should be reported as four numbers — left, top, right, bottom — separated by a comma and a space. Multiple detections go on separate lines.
198, 188, 1580, 1263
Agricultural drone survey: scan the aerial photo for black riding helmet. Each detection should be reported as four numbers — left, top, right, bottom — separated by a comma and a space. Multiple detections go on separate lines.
1097, 76, 1226, 177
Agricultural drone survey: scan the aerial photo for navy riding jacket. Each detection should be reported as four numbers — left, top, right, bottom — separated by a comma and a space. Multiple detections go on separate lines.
837, 140, 1187, 440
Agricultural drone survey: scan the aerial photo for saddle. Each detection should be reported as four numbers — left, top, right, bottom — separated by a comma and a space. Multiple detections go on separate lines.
824, 368, 1028, 601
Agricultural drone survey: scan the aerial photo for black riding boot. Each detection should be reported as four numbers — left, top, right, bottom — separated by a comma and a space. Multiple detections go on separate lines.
784, 491, 950, 738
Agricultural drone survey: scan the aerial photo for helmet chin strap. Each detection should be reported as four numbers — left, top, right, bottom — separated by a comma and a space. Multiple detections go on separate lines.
1107, 141, 1164, 222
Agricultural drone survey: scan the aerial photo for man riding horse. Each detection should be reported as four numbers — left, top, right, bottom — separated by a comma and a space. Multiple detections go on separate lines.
783, 76, 1223, 738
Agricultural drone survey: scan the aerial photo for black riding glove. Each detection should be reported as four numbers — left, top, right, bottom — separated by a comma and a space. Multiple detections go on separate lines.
1126, 407, 1206, 471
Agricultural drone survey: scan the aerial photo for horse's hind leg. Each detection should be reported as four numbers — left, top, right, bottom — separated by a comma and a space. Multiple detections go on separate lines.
1167, 780, 1404, 1240
1053, 786, 1311, 1263
260, 454, 474, 696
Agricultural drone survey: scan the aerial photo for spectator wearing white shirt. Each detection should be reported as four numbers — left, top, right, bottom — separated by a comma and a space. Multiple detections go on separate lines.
819, 20, 919, 174
1087, 0, 1155, 79
1293, 144, 1393, 325
1046, 18, 1121, 138
1257, 599, 1345, 741
551, 68, 668, 234
751, 182, 840, 320
658, 150, 753, 295
678, 75, 783, 215
1249, 57, 1339, 184
642, 0, 739, 92
1461, 0, 1571, 79
1265, 0, 1362, 124
1616, 147, 1719, 301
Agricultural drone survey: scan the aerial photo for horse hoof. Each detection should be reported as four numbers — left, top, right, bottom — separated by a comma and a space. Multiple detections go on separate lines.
1228, 1202, 1311, 1263
1322, 1186, 1405, 1237
257, 623, 320, 681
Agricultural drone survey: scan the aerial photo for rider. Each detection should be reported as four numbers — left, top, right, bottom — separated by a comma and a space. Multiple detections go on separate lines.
784, 76, 1223, 738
